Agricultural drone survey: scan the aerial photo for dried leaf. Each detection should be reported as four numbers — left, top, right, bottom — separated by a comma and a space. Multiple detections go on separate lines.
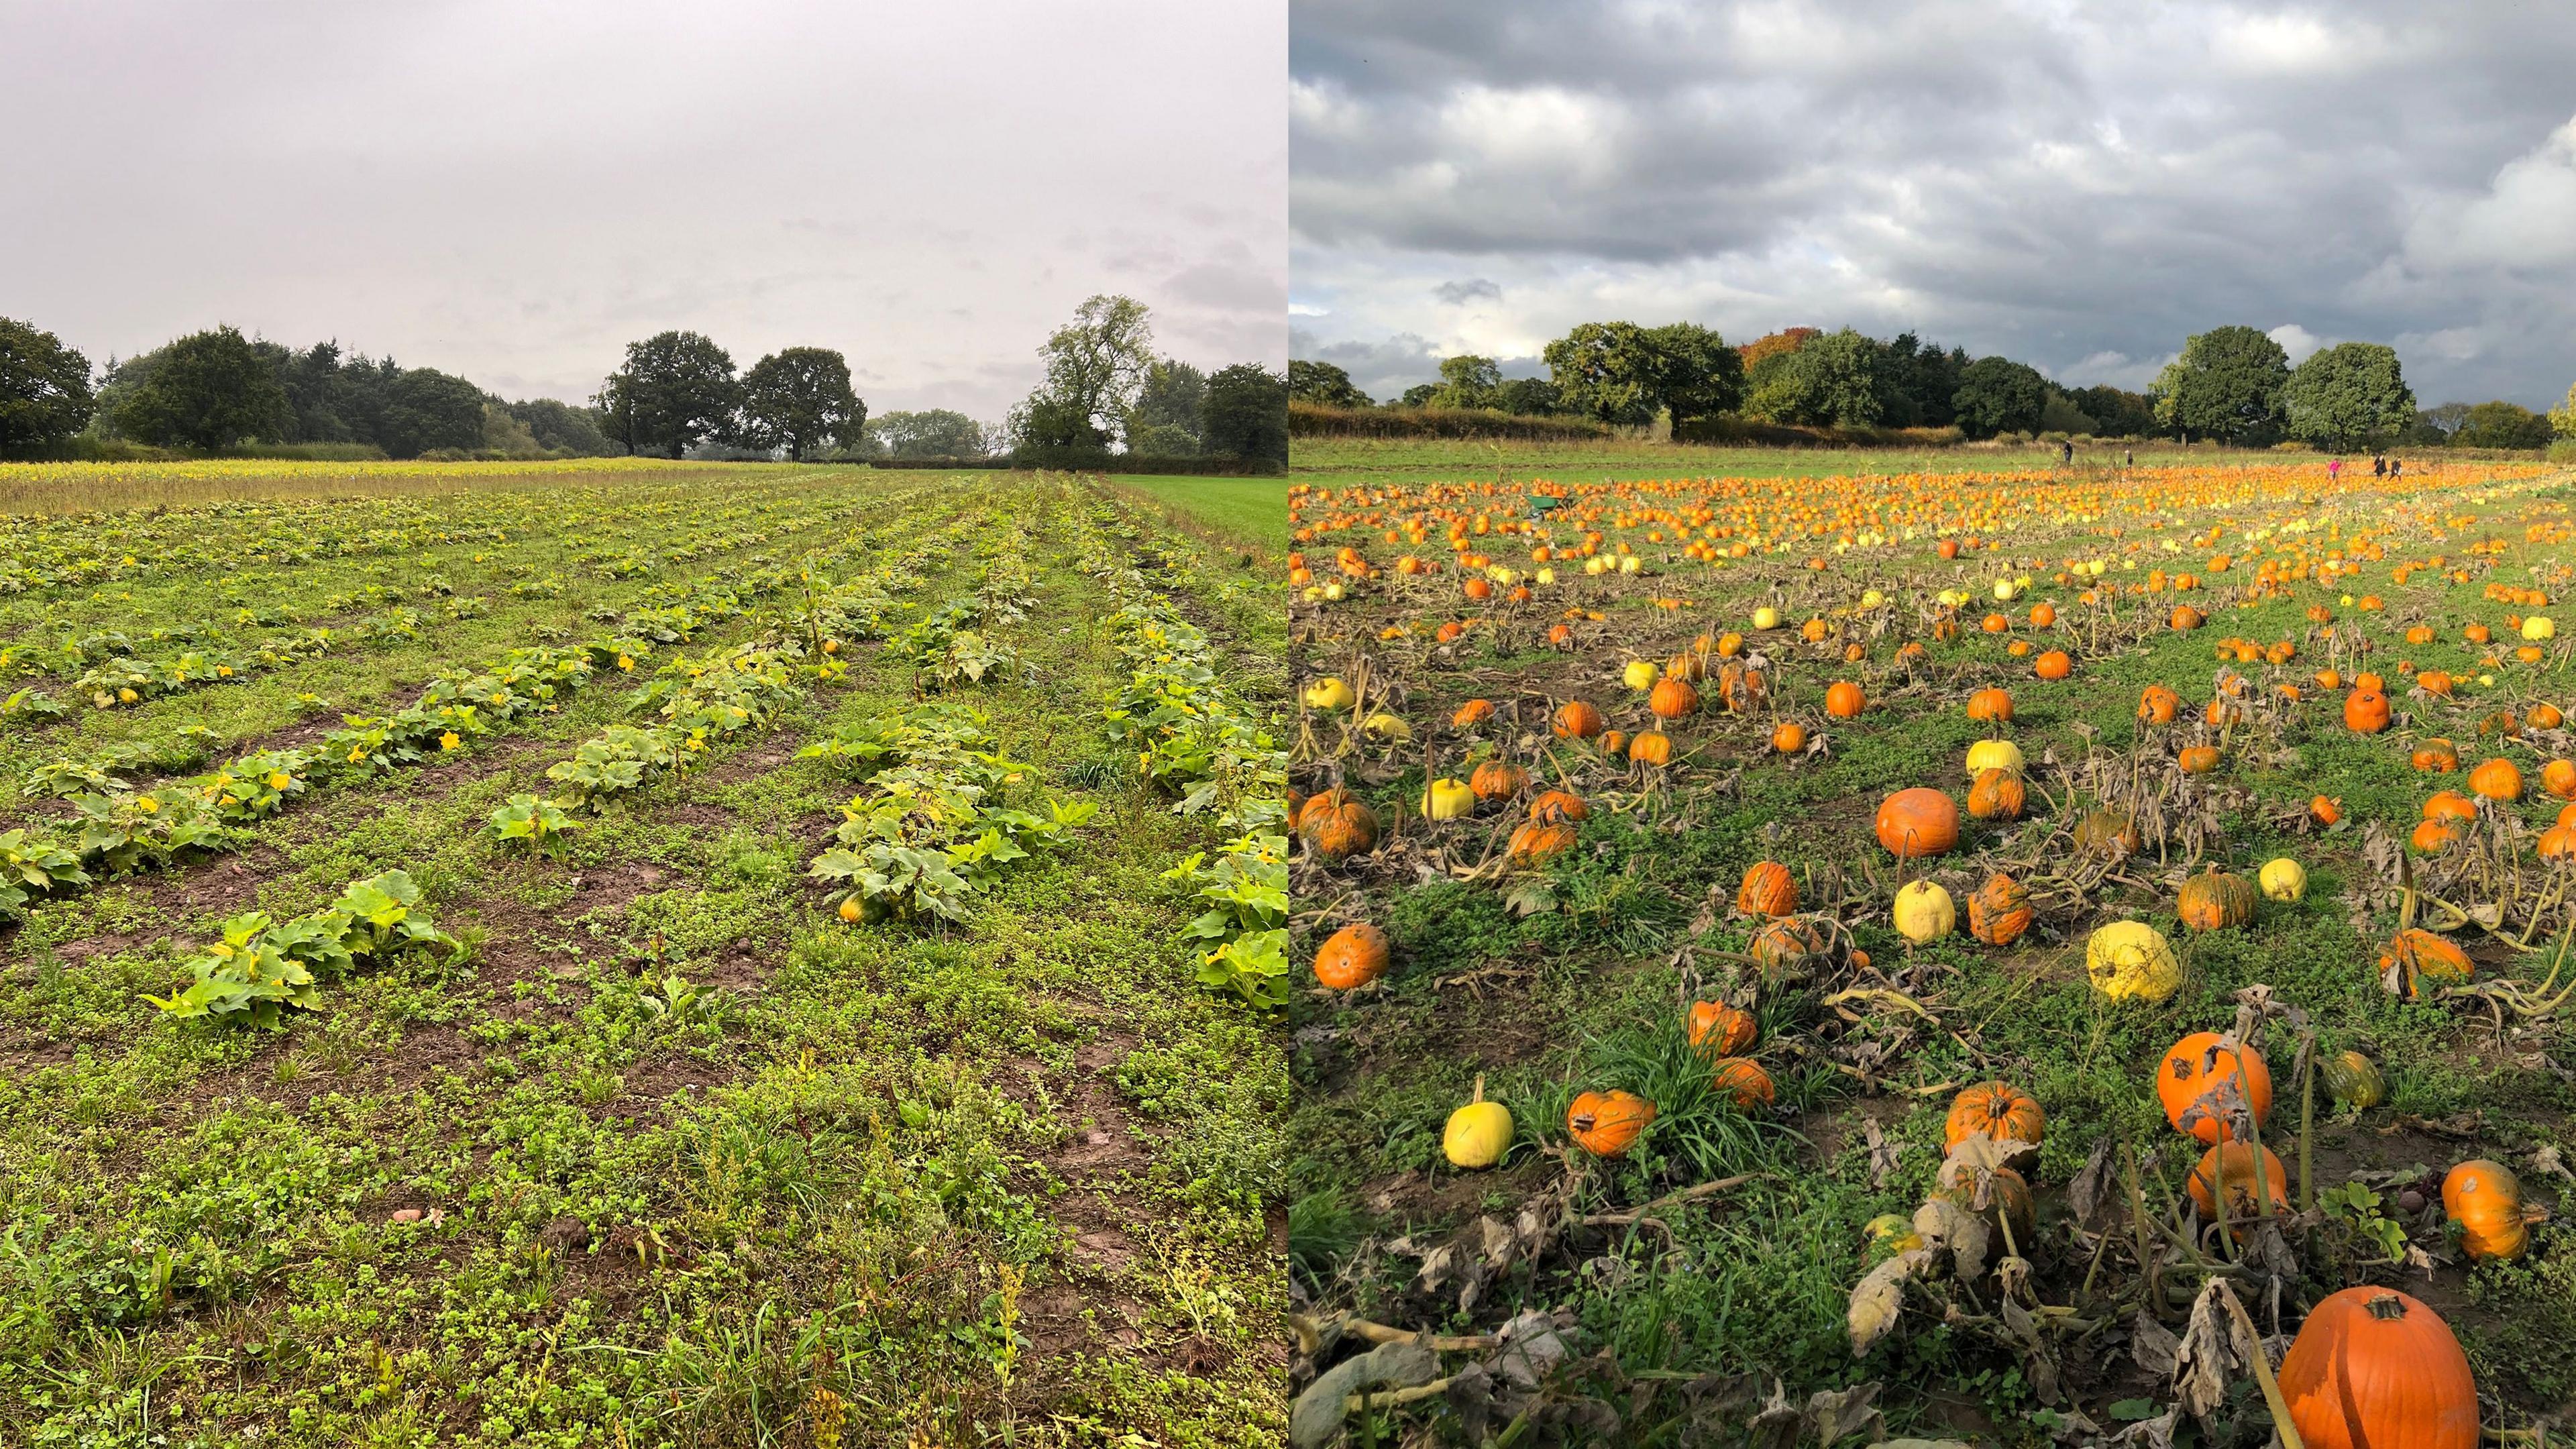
1863, 1117, 1902, 1189
2067, 1139, 2117, 1231
2129, 1308, 2180, 1377
1939, 1132, 2039, 1184
1847, 1248, 1929, 1355
2107, 1405, 2183, 1448
1493, 1308, 1569, 1390
1287, 1340, 1439, 1449
2171, 1280, 2257, 1419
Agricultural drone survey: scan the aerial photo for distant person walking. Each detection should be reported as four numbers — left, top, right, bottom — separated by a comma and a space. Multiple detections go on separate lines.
2061, 439, 2074, 466
2328, 456, 2343, 486
2125, 448, 2135, 467
2391, 458, 2404, 479
2373, 454, 2387, 478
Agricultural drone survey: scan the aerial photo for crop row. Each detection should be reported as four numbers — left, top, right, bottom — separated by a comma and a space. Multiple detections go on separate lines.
0, 492, 952, 926
1063, 488, 1289, 1006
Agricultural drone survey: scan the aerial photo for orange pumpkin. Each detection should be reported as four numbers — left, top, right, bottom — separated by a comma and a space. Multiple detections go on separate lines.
2029, 602, 2057, 629
1507, 818, 1578, 867
2469, 757, 2523, 801
1873, 788, 1960, 859
2310, 795, 2343, 826
1966, 767, 2025, 821
1566, 1089, 1655, 1157
1736, 860, 1798, 918
1685, 1000, 1756, 1056
1627, 730, 1674, 765
2422, 790, 2477, 823
1528, 789, 1589, 824
1944, 1081, 2043, 1148
1552, 699, 1605, 739
1710, 1057, 1776, 1110
1965, 687, 2013, 723
2169, 605, 2204, 631
2443, 1159, 2532, 1261
1966, 873, 2033, 946
1648, 676, 1701, 720
2178, 744, 2220, 775
2545, 758, 2576, 800
2033, 649, 2073, 680
2137, 684, 2181, 724
2278, 1289, 2479, 1449
1824, 681, 1866, 718
1313, 923, 1390, 990
2420, 669, 2455, 696
1771, 720, 1807, 753
2380, 928, 2473, 998
2344, 688, 2392, 733
2409, 817, 2462, 856
2176, 869, 2257, 931
2186, 1141, 2288, 1226
2410, 739, 2460, 773
1470, 759, 1529, 802
1599, 728, 1629, 758
1299, 790, 1381, 862
1452, 698, 1496, 728
2531, 702, 2564, 730
2157, 1032, 2272, 1144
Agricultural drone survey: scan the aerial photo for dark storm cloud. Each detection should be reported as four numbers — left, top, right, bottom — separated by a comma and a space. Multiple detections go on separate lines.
1291, 0, 2576, 408
8, 1, 1283, 422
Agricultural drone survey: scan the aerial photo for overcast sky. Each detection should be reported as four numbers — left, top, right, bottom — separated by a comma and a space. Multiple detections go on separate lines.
7, 0, 1284, 422
1293, 0, 2576, 411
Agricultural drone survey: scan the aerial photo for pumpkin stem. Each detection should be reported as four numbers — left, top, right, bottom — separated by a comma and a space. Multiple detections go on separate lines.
1470, 1073, 1486, 1106
2363, 1291, 2407, 1320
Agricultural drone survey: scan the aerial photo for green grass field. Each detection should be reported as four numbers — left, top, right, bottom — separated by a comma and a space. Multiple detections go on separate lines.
1107, 475, 1288, 557
0, 464, 1286, 1446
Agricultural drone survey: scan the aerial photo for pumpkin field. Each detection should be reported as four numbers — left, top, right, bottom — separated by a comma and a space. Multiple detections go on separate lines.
0, 461, 1289, 1446
1287, 451, 2576, 1444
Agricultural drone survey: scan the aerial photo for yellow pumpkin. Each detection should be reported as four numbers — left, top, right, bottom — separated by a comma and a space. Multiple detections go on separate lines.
1422, 778, 1476, 820
1964, 739, 2025, 778
2258, 857, 2306, 902
1443, 1076, 1513, 1169
1893, 879, 1955, 943
2086, 921, 2182, 1002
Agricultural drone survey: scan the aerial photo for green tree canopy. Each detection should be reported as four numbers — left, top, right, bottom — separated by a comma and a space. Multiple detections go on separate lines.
2150, 325, 2290, 443
867, 409, 992, 458
105, 325, 291, 449
2037, 392, 2096, 435
0, 317, 95, 450
2071, 384, 2157, 438
739, 346, 863, 460
1288, 359, 1372, 408
1200, 363, 1287, 465
1880, 333, 1968, 427
1427, 354, 1501, 410
2452, 400, 2555, 449
1016, 294, 1155, 448
597, 331, 740, 458
1744, 327, 1882, 426
1643, 322, 1745, 426
1544, 321, 1660, 425
505, 397, 615, 455
2282, 342, 2414, 450
1951, 356, 2049, 439
1493, 376, 1562, 416
1128, 358, 1208, 453
376, 368, 488, 458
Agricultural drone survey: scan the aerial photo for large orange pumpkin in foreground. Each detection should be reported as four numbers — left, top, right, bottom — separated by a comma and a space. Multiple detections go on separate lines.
1874, 788, 1959, 859
2277, 1287, 2478, 1449
2157, 1031, 2271, 1144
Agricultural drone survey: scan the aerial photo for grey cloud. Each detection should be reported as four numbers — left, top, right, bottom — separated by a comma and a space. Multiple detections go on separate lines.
11, 1, 1283, 423
1293, 0, 2576, 406
1433, 278, 1502, 305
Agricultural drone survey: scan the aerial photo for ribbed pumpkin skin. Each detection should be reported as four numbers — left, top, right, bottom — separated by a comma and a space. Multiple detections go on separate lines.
1566, 1090, 1655, 1157
1508, 820, 1578, 866
2072, 810, 2141, 858
2177, 871, 2257, 931
1299, 791, 1380, 861
1469, 759, 1528, 802
1944, 1081, 2043, 1148
2345, 688, 2392, 733
1552, 699, 1605, 739
1736, 860, 1798, 918
1966, 768, 2025, 820
2381, 928, 2474, 998
1966, 873, 2033, 945
2320, 1050, 2386, 1110
1685, 1000, 1756, 1056
1528, 788, 1591, 824
1648, 676, 1701, 719
2277, 1288, 2479, 1449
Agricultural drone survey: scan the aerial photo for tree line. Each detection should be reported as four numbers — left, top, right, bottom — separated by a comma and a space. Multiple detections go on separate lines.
1291, 321, 2575, 451
0, 295, 1287, 466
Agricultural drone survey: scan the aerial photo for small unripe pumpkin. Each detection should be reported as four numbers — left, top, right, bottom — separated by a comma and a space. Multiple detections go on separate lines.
2320, 1049, 2385, 1111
